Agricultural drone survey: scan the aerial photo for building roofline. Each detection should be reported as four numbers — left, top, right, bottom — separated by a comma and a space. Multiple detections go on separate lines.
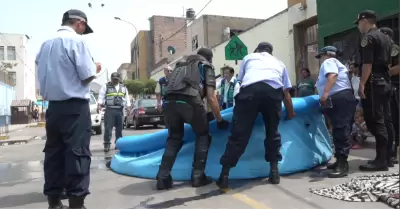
209, 8, 288, 49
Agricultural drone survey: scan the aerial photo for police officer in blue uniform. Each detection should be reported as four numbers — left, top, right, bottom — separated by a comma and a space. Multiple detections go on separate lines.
156, 48, 229, 190
97, 72, 130, 152
156, 66, 172, 112
217, 42, 295, 189
381, 27, 400, 164
36, 9, 97, 209
354, 10, 393, 171
315, 46, 357, 178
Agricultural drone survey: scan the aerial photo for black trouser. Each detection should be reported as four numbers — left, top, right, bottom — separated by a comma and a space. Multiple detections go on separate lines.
220, 82, 283, 168
157, 95, 211, 178
43, 98, 91, 197
390, 86, 399, 157
362, 83, 391, 164
323, 90, 357, 158
103, 107, 123, 146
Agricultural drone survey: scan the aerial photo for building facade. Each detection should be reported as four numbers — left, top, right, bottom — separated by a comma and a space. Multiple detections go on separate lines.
0, 33, 35, 101
186, 15, 263, 53
317, 0, 399, 64
130, 30, 152, 80
116, 63, 131, 81
149, 16, 187, 72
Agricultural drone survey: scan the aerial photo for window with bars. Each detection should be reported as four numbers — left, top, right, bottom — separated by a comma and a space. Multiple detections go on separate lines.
6, 46, 16, 60
192, 35, 198, 51
0, 46, 4, 60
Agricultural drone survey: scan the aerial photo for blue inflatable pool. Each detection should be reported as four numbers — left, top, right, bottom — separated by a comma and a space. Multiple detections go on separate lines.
110, 95, 332, 180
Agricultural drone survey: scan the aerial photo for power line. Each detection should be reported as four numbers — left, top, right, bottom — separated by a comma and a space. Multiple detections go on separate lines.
154, 0, 213, 47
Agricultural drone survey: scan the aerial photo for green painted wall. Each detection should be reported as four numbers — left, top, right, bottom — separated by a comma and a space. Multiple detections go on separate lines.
317, 0, 399, 47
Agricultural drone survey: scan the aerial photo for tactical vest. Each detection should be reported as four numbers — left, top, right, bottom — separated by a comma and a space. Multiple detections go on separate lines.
165, 54, 211, 99
105, 82, 126, 108
219, 78, 237, 108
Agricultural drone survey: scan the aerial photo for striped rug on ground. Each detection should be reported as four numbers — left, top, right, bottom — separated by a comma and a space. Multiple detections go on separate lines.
310, 172, 399, 208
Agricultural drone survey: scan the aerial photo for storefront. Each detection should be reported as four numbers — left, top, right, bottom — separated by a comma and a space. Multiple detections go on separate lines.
317, 0, 399, 64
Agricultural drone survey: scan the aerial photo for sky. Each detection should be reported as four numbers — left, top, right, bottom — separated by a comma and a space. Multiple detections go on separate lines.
0, 0, 287, 82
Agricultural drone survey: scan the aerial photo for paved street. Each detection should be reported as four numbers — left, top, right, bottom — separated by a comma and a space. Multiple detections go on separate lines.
0, 126, 398, 209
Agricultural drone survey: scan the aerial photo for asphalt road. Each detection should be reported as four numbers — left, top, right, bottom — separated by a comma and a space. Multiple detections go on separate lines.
0, 126, 398, 209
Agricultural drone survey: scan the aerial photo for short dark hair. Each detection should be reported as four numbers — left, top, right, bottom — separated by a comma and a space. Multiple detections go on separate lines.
221, 66, 234, 74
301, 68, 310, 76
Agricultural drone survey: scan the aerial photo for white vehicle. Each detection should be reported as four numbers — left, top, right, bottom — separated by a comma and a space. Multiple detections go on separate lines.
90, 93, 102, 135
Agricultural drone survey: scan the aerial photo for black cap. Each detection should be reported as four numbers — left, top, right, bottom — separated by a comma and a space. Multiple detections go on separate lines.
197, 48, 213, 61
380, 27, 393, 38
254, 42, 273, 53
353, 10, 376, 24
62, 9, 93, 34
111, 72, 120, 80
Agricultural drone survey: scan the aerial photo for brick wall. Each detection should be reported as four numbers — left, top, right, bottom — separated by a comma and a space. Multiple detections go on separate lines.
149, 16, 187, 67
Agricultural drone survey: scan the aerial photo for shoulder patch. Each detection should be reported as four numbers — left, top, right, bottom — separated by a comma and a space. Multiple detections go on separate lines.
391, 44, 399, 57
361, 36, 368, 47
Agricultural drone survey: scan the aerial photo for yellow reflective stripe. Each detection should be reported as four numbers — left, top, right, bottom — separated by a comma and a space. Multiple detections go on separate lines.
106, 92, 125, 96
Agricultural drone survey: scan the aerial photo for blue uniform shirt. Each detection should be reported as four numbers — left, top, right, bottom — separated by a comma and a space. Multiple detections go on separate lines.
36, 26, 96, 101
238, 52, 292, 90
316, 58, 352, 97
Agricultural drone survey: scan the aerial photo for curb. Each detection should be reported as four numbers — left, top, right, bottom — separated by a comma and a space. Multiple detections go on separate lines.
0, 136, 43, 146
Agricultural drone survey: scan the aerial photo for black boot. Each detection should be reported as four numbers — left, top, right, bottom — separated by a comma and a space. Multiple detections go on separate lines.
104, 144, 110, 153
216, 167, 230, 190
191, 134, 212, 188
268, 161, 280, 184
155, 139, 183, 190
60, 190, 67, 200
191, 171, 212, 187
327, 157, 348, 178
68, 196, 86, 209
359, 162, 389, 171
326, 161, 338, 169
387, 158, 395, 168
47, 196, 66, 209
156, 175, 173, 190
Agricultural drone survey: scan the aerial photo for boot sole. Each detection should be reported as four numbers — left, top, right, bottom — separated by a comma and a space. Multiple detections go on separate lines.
327, 173, 348, 178
216, 181, 229, 190
191, 179, 213, 188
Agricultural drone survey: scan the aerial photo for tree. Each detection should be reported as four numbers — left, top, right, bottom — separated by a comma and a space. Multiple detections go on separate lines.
143, 79, 157, 94
124, 80, 145, 96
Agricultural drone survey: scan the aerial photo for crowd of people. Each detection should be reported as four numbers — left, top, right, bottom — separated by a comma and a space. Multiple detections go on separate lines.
34, 8, 398, 209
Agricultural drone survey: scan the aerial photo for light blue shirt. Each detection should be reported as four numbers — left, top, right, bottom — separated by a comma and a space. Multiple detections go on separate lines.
316, 58, 352, 97
238, 52, 292, 90
36, 26, 96, 101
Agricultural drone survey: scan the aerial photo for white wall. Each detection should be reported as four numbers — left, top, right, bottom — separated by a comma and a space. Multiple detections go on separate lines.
287, 0, 318, 78
0, 33, 36, 101
210, 10, 296, 84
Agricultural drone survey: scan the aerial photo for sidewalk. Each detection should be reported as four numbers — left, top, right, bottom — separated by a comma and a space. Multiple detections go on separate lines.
0, 126, 45, 146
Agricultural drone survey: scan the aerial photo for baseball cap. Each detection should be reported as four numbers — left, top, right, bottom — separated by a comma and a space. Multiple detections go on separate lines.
62, 9, 93, 34
315, 46, 337, 59
110, 72, 120, 80
353, 10, 376, 24
254, 42, 273, 53
380, 27, 394, 38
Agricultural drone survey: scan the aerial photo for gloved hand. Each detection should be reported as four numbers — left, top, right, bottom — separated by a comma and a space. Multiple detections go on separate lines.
217, 119, 229, 130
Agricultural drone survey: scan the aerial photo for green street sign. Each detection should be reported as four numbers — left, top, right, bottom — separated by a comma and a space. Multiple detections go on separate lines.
225, 35, 248, 60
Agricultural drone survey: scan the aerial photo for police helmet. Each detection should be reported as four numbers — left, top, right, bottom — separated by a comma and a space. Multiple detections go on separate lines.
380, 27, 394, 38
197, 48, 213, 61
315, 46, 337, 59
254, 42, 273, 54
111, 72, 120, 80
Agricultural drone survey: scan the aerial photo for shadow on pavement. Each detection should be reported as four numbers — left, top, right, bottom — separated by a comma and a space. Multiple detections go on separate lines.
128, 189, 223, 209
119, 180, 188, 196
0, 192, 46, 208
